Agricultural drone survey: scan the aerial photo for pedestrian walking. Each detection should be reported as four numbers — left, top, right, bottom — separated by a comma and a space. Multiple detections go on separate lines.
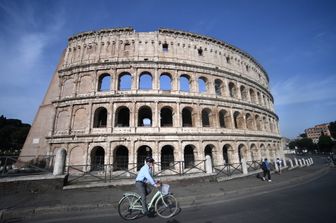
261, 158, 271, 182
276, 158, 282, 174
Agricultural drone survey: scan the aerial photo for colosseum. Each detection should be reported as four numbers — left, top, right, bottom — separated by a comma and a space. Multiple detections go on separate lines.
21, 27, 282, 176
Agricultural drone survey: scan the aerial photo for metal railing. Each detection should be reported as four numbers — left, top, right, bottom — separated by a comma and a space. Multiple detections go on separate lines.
213, 163, 243, 177
153, 160, 206, 177
65, 160, 206, 185
0, 155, 54, 178
246, 160, 262, 172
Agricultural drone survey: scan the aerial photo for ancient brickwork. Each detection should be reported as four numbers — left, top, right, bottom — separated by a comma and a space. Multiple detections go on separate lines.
21, 28, 282, 172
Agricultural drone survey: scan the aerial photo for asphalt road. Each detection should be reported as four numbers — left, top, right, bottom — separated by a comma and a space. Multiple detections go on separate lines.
23, 167, 336, 223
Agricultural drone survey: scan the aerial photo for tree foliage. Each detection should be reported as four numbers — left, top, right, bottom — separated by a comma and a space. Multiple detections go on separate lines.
289, 138, 317, 153
329, 121, 336, 139
299, 133, 307, 138
0, 115, 31, 155
318, 135, 333, 153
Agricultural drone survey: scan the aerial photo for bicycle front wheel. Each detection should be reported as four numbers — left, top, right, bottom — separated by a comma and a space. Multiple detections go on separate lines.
118, 195, 142, 220
155, 194, 178, 218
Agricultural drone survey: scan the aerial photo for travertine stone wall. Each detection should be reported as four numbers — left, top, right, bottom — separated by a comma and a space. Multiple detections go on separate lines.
21, 28, 282, 170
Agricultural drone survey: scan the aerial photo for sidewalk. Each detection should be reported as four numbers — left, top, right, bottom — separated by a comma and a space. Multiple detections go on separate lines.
0, 164, 329, 222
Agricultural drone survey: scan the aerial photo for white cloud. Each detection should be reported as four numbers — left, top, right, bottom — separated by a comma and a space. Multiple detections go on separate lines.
0, 2, 65, 123
272, 74, 336, 106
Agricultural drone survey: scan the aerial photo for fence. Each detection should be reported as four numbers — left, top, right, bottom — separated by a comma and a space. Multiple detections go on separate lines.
0, 155, 54, 178
213, 163, 244, 177
65, 160, 206, 185
246, 160, 262, 172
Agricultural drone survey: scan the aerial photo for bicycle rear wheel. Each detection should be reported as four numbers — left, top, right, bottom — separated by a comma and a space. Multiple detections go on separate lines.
118, 194, 142, 220
155, 194, 178, 218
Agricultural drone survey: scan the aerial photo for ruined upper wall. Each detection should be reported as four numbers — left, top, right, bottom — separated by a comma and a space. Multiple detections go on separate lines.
62, 28, 269, 88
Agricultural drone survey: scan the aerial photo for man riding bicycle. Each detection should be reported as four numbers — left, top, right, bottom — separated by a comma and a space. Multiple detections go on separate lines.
135, 157, 160, 216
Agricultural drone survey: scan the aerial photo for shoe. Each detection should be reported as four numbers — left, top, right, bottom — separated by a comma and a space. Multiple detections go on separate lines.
268, 180, 272, 182
262, 177, 266, 181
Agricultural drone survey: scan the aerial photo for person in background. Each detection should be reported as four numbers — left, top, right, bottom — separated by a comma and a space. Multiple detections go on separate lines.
276, 158, 282, 174
261, 158, 272, 182
135, 157, 160, 216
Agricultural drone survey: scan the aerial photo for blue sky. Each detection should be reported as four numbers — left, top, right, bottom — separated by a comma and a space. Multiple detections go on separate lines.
0, 0, 335, 139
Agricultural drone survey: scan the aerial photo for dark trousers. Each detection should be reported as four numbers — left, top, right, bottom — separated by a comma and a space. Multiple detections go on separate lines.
263, 169, 271, 180
135, 182, 152, 214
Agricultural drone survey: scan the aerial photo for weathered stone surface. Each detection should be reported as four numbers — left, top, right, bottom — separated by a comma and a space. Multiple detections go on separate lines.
20, 28, 282, 172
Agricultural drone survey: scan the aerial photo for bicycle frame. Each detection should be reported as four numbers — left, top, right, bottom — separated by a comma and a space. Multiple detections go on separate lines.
125, 189, 165, 213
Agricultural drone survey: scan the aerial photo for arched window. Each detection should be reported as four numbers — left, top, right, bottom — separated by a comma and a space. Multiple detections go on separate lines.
160, 73, 172, 91
91, 146, 105, 171
180, 74, 190, 92
93, 107, 107, 128
160, 106, 173, 127
115, 106, 130, 127
214, 79, 223, 96
229, 82, 237, 98
238, 144, 246, 163
182, 107, 193, 127
240, 85, 248, 101
139, 72, 152, 90
233, 111, 244, 129
161, 145, 174, 170
202, 108, 211, 127
223, 144, 232, 164
219, 110, 227, 128
263, 117, 268, 131
184, 145, 195, 168
118, 72, 132, 90
113, 146, 128, 171
137, 146, 152, 171
250, 89, 256, 103
138, 106, 152, 127
263, 95, 267, 107
255, 115, 262, 131
198, 77, 207, 93
162, 43, 169, 52
98, 73, 111, 92
198, 48, 203, 56
250, 144, 257, 161
257, 92, 262, 105
246, 113, 255, 130
204, 144, 214, 165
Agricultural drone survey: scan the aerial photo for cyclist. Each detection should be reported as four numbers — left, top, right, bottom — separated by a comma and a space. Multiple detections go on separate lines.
135, 157, 160, 216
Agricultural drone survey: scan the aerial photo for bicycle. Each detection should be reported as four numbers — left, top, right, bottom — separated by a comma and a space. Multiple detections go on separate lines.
118, 184, 178, 220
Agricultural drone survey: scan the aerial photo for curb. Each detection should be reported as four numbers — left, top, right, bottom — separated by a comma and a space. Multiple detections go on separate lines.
1, 165, 329, 221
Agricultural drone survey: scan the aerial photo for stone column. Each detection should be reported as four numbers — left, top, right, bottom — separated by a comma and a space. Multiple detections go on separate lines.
205, 155, 212, 174
288, 159, 293, 169
53, 149, 66, 176
241, 158, 248, 175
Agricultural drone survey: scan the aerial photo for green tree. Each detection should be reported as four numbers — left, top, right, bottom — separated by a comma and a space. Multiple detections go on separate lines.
0, 115, 31, 155
296, 138, 316, 152
329, 121, 336, 139
318, 135, 333, 153
288, 140, 297, 150
299, 133, 307, 138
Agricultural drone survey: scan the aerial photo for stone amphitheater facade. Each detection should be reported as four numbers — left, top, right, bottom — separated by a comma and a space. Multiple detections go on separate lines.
21, 27, 282, 172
